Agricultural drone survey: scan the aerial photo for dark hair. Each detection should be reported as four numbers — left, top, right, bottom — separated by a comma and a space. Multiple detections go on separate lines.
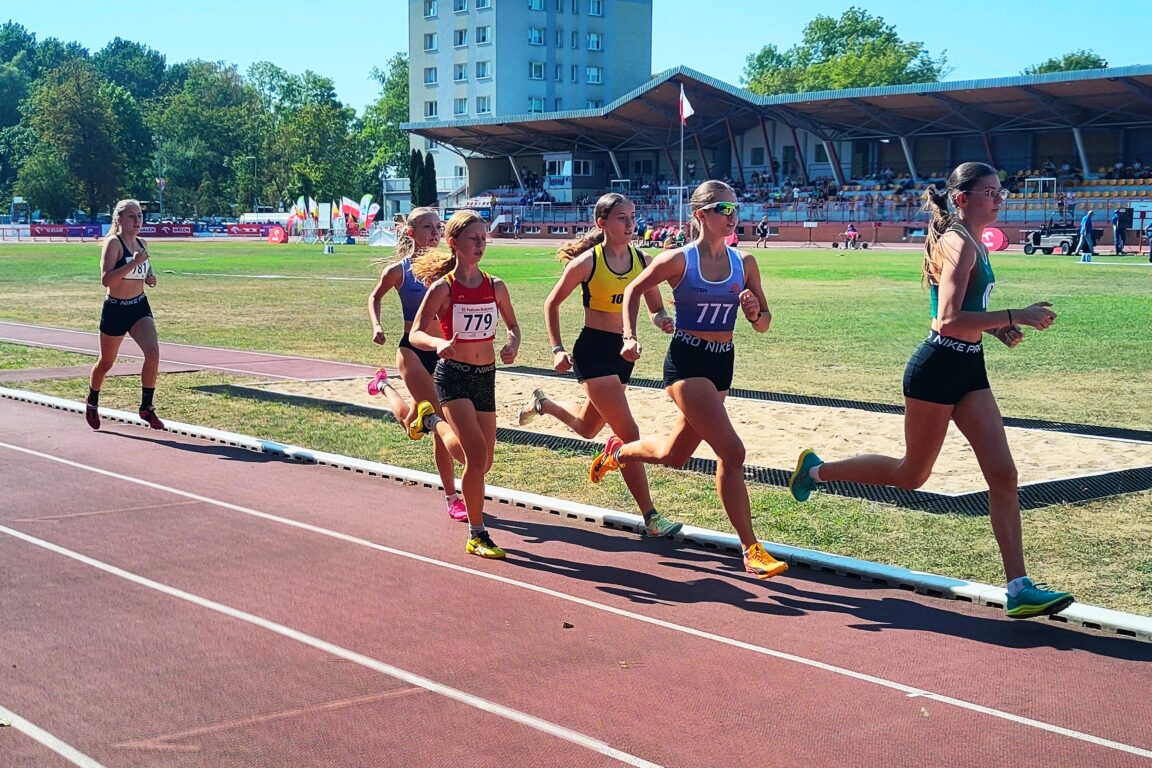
922, 162, 997, 282
557, 192, 631, 261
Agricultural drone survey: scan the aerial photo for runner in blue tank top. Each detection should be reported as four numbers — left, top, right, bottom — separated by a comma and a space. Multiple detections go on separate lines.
789, 162, 1074, 619
588, 180, 789, 580
367, 207, 468, 521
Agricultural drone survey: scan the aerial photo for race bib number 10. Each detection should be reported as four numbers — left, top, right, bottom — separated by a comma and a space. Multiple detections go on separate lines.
452, 301, 497, 341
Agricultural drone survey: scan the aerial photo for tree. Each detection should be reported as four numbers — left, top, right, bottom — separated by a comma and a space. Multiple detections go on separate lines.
16, 148, 76, 221
92, 37, 166, 102
33, 38, 88, 78
742, 7, 949, 95
25, 60, 124, 220
421, 151, 438, 207
356, 53, 409, 185
409, 148, 423, 207
1023, 50, 1109, 75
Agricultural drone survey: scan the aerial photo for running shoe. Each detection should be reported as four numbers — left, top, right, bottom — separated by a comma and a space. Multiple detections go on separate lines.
517, 387, 548, 426
466, 530, 506, 559
589, 435, 624, 483
408, 400, 435, 440
138, 407, 164, 430
1005, 579, 1074, 618
643, 512, 684, 539
743, 542, 788, 579
446, 496, 469, 522
788, 448, 824, 502
367, 368, 389, 396
85, 402, 101, 430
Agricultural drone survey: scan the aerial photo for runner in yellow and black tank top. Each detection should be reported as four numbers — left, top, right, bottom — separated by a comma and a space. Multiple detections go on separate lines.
582, 242, 646, 313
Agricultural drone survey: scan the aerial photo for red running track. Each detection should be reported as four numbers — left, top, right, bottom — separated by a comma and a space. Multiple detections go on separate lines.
1, 399, 1151, 768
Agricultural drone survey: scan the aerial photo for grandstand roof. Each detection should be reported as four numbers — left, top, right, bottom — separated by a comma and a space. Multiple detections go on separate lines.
403, 65, 1152, 158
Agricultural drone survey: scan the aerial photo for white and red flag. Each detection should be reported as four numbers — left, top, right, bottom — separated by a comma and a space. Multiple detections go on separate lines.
679, 84, 694, 124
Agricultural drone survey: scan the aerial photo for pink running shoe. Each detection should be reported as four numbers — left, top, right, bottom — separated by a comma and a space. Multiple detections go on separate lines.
138, 407, 164, 430
367, 368, 389, 396
446, 496, 469, 522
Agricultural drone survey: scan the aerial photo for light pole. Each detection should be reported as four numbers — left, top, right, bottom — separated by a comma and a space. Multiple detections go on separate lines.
244, 156, 257, 215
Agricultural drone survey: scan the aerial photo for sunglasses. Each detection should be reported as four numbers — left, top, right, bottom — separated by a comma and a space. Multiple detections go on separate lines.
966, 187, 1009, 200
700, 201, 741, 217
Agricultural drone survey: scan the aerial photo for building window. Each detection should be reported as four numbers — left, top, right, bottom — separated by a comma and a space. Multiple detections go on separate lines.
528, 27, 544, 45
426, 138, 439, 151
588, 0, 603, 15
571, 31, 579, 48
423, 67, 438, 85
556, 0, 564, 8
528, 96, 545, 113
555, 28, 563, 47
571, 65, 579, 82
529, 61, 545, 80
586, 66, 603, 84
587, 32, 603, 50
476, 95, 491, 114
453, 28, 467, 47
454, 98, 467, 116
573, 159, 591, 175
572, 0, 579, 11
423, 0, 437, 17
454, 63, 468, 82
423, 33, 437, 51
586, 99, 602, 108
475, 0, 490, 7
475, 25, 491, 43
529, 0, 544, 9
476, 60, 491, 79
751, 147, 765, 166
554, 97, 563, 111
424, 101, 438, 118
454, 0, 467, 10
633, 159, 654, 176
554, 64, 563, 81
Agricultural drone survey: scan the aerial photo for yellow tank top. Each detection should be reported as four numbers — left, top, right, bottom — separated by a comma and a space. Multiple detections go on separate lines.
581, 243, 646, 313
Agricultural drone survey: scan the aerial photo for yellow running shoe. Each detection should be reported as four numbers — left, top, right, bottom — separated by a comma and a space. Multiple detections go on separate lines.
743, 542, 788, 579
408, 400, 435, 440
466, 530, 506, 559
589, 435, 623, 483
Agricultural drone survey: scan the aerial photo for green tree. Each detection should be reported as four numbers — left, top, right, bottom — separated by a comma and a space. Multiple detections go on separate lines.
410, 148, 423, 207
1023, 50, 1109, 75
25, 60, 123, 220
93, 37, 166, 102
742, 7, 949, 95
33, 38, 88, 77
421, 151, 438, 207
0, 55, 29, 128
15, 148, 76, 221
356, 53, 409, 187
0, 22, 36, 73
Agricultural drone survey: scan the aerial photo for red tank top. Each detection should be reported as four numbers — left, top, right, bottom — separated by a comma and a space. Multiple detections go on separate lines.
438, 271, 498, 343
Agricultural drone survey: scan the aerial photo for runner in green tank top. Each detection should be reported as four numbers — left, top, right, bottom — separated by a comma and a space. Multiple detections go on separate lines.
789, 162, 1074, 619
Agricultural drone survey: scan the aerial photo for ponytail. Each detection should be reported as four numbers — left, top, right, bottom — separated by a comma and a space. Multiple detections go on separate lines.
921, 186, 954, 283
557, 227, 605, 261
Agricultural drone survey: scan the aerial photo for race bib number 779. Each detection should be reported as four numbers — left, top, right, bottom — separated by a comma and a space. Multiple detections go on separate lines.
452, 301, 497, 341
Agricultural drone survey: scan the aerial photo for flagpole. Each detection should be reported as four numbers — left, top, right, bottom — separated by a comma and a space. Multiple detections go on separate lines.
679, 116, 685, 230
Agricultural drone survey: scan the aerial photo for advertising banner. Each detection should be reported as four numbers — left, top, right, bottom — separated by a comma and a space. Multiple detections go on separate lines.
140, 223, 195, 237
30, 224, 103, 238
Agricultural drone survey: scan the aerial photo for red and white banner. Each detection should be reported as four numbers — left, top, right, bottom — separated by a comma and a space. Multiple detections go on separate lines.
139, 223, 195, 237
981, 227, 1009, 251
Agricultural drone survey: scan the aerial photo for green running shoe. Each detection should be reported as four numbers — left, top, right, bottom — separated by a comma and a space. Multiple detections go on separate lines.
1005, 578, 1074, 618
789, 448, 823, 502
643, 512, 683, 539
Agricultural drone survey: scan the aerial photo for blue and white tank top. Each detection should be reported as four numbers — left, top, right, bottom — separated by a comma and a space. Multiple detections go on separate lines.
672, 243, 745, 332
398, 257, 426, 322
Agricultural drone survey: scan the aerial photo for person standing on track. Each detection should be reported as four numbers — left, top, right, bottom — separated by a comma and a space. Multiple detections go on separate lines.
367, 207, 468, 521
788, 161, 1074, 619
518, 192, 683, 538
588, 180, 789, 580
85, 199, 164, 431
408, 210, 521, 559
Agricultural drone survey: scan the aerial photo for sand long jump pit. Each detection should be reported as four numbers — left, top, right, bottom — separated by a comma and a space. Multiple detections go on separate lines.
236, 367, 1152, 514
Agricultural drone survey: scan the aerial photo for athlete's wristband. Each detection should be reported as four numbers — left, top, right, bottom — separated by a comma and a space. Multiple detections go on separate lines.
551, 344, 566, 354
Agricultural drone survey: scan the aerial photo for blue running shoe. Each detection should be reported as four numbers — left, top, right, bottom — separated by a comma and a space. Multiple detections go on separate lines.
788, 448, 823, 502
1005, 579, 1074, 618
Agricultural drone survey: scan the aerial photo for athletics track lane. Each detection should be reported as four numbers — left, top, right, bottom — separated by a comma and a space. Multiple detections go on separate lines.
1, 400, 1150, 768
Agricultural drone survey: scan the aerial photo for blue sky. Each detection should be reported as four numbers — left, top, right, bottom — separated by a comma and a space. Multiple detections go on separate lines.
7, 1, 1147, 114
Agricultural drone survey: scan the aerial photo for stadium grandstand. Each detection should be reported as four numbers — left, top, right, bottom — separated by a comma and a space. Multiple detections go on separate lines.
403, 65, 1152, 246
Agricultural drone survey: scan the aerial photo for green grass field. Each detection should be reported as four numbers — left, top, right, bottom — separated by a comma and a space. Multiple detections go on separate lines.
2, 239, 1150, 614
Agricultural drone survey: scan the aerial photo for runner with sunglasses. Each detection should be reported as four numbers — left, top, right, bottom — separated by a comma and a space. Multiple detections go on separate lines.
367, 207, 469, 521
407, 210, 521, 559
589, 180, 789, 579
518, 192, 683, 538
789, 161, 1074, 619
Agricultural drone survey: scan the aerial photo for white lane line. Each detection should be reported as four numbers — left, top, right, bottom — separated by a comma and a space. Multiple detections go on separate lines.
3, 440, 1150, 760
0, 525, 662, 768
0, 704, 109, 768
